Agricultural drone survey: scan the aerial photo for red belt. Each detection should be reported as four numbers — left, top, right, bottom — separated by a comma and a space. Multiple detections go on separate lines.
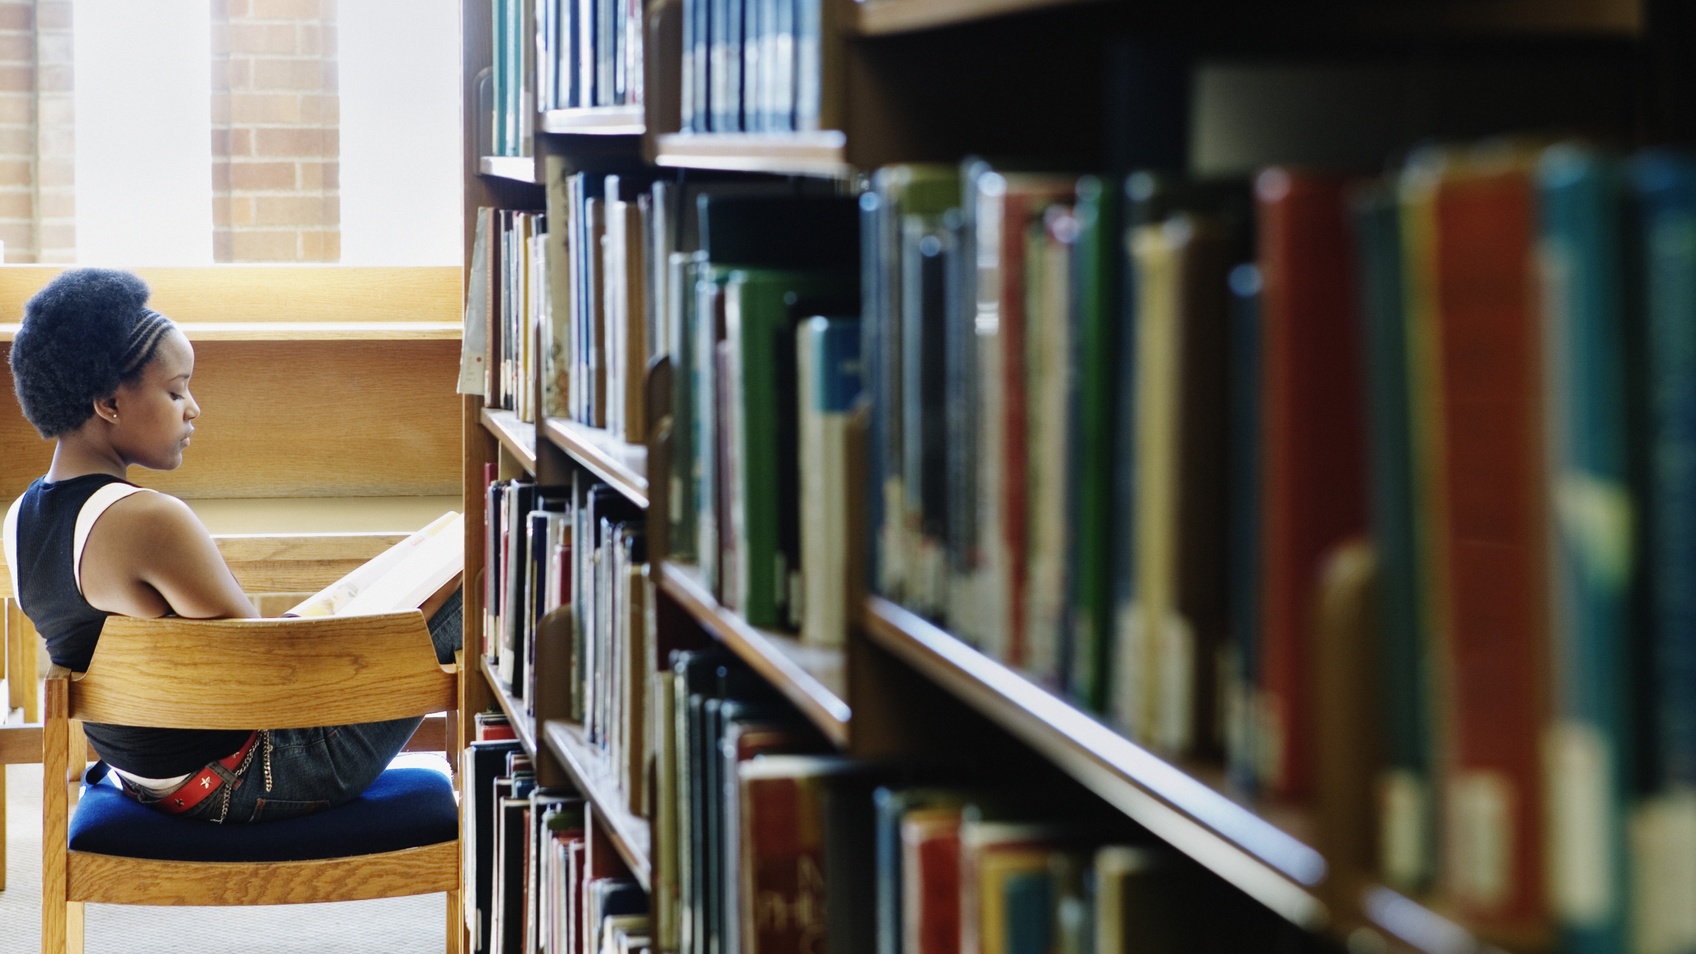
153, 731, 260, 815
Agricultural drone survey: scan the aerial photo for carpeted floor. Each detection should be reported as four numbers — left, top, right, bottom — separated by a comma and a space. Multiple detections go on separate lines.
2, 761, 449, 954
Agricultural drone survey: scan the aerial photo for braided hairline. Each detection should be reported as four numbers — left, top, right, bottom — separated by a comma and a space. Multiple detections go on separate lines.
117, 309, 175, 377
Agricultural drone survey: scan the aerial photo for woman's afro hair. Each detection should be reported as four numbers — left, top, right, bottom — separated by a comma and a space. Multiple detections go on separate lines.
9, 268, 160, 438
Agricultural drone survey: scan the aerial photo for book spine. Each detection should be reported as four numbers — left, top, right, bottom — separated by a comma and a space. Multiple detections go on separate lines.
1348, 183, 1433, 891
1421, 152, 1549, 929
1254, 168, 1369, 800
1538, 144, 1634, 954
1632, 149, 1696, 954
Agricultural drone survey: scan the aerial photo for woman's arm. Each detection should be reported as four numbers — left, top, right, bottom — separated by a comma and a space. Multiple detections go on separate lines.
79, 492, 258, 619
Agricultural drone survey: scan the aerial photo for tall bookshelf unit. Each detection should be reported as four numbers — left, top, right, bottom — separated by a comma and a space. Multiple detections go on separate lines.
457, 1, 1694, 952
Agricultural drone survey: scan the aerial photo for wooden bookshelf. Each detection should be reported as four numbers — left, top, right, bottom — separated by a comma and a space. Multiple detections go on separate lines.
541, 418, 648, 507
479, 154, 539, 183
862, 596, 1327, 928
658, 562, 851, 748
648, 132, 851, 177
540, 106, 644, 136
455, 0, 1690, 950
483, 408, 540, 474
540, 719, 653, 889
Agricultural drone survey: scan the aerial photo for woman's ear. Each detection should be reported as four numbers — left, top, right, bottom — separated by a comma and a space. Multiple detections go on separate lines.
92, 394, 120, 426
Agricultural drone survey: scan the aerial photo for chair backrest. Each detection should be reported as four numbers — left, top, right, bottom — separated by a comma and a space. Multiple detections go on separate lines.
68, 612, 457, 730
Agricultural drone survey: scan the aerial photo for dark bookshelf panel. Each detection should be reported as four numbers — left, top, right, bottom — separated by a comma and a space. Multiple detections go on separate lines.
658, 562, 851, 747
482, 408, 539, 475
541, 718, 654, 890
542, 418, 649, 507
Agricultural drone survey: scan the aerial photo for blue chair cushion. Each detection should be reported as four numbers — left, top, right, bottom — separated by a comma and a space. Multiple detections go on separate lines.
69, 767, 458, 862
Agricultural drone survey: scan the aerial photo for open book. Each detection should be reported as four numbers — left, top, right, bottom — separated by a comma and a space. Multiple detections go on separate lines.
285, 511, 465, 618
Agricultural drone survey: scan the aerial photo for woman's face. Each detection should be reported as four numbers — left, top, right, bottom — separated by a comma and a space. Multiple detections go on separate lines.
109, 328, 200, 471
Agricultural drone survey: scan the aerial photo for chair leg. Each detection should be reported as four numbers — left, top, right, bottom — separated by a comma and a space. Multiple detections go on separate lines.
0, 764, 7, 892
0, 760, 6, 889
446, 889, 464, 954
67, 901, 84, 954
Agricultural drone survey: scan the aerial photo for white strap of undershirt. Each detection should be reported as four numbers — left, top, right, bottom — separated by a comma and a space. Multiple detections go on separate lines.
73, 483, 154, 598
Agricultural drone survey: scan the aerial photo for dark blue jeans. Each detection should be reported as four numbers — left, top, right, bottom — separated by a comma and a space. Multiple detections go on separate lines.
180, 589, 463, 824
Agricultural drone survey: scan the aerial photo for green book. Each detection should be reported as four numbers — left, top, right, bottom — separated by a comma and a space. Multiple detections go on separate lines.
1066, 175, 1117, 713
723, 267, 857, 627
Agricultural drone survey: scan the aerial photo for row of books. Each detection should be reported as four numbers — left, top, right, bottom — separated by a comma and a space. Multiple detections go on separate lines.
475, 207, 549, 421
674, 192, 861, 637
483, 166, 860, 643
856, 143, 1696, 952
679, 0, 839, 134
484, 469, 653, 819
645, 649, 1291, 954
489, 0, 532, 158
464, 732, 539, 954
542, 164, 661, 438
1339, 144, 1696, 954
538, 0, 644, 114
466, 723, 655, 954
488, 0, 644, 159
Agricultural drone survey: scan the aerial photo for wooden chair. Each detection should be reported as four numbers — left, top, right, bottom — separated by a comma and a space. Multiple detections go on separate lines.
41, 612, 463, 954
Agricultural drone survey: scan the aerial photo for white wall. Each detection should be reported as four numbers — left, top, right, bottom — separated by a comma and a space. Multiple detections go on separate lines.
338, 0, 463, 265
73, 0, 214, 265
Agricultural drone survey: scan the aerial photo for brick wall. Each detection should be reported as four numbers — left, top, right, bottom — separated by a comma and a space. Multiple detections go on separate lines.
0, 0, 74, 264
211, 0, 339, 263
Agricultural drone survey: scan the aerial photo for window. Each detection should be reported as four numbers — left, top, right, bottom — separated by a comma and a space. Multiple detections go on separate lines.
2, 0, 461, 265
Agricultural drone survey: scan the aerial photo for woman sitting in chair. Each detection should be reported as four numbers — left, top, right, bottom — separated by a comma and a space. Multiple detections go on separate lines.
3, 267, 461, 824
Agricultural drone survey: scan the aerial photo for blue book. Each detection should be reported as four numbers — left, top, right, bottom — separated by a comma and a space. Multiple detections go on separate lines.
871, 786, 971, 954
1540, 142, 1634, 954
1347, 183, 1430, 888
1632, 148, 1696, 954
1001, 866, 1056, 954
1224, 262, 1263, 797
709, 0, 743, 129
799, 315, 864, 647
770, 0, 796, 131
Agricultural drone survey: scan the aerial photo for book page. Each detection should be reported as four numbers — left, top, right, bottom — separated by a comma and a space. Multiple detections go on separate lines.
285, 511, 464, 618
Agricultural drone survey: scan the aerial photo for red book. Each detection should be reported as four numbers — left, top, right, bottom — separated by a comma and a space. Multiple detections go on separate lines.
900, 803, 964, 954
1409, 147, 1549, 930
738, 755, 859, 954
1254, 168, 1370, 800
981, 172, 1077, 668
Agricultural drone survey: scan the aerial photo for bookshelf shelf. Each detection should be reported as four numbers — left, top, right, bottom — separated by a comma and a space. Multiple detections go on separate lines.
541, 418, 649, 508
479, 655, 540, 759
540, 106, 644, 136
649, 132, 851, 177
482, 408, 539, 474
658, 562, 851, 748
1355, 0, 1643, 36
541, 719, 654, 890
853, 0, 1094, 35
861, 596, 1328, 930
479, 154, 539, 183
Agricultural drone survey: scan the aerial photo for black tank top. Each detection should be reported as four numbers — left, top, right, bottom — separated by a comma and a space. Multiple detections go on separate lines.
9, 473, 250, 777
